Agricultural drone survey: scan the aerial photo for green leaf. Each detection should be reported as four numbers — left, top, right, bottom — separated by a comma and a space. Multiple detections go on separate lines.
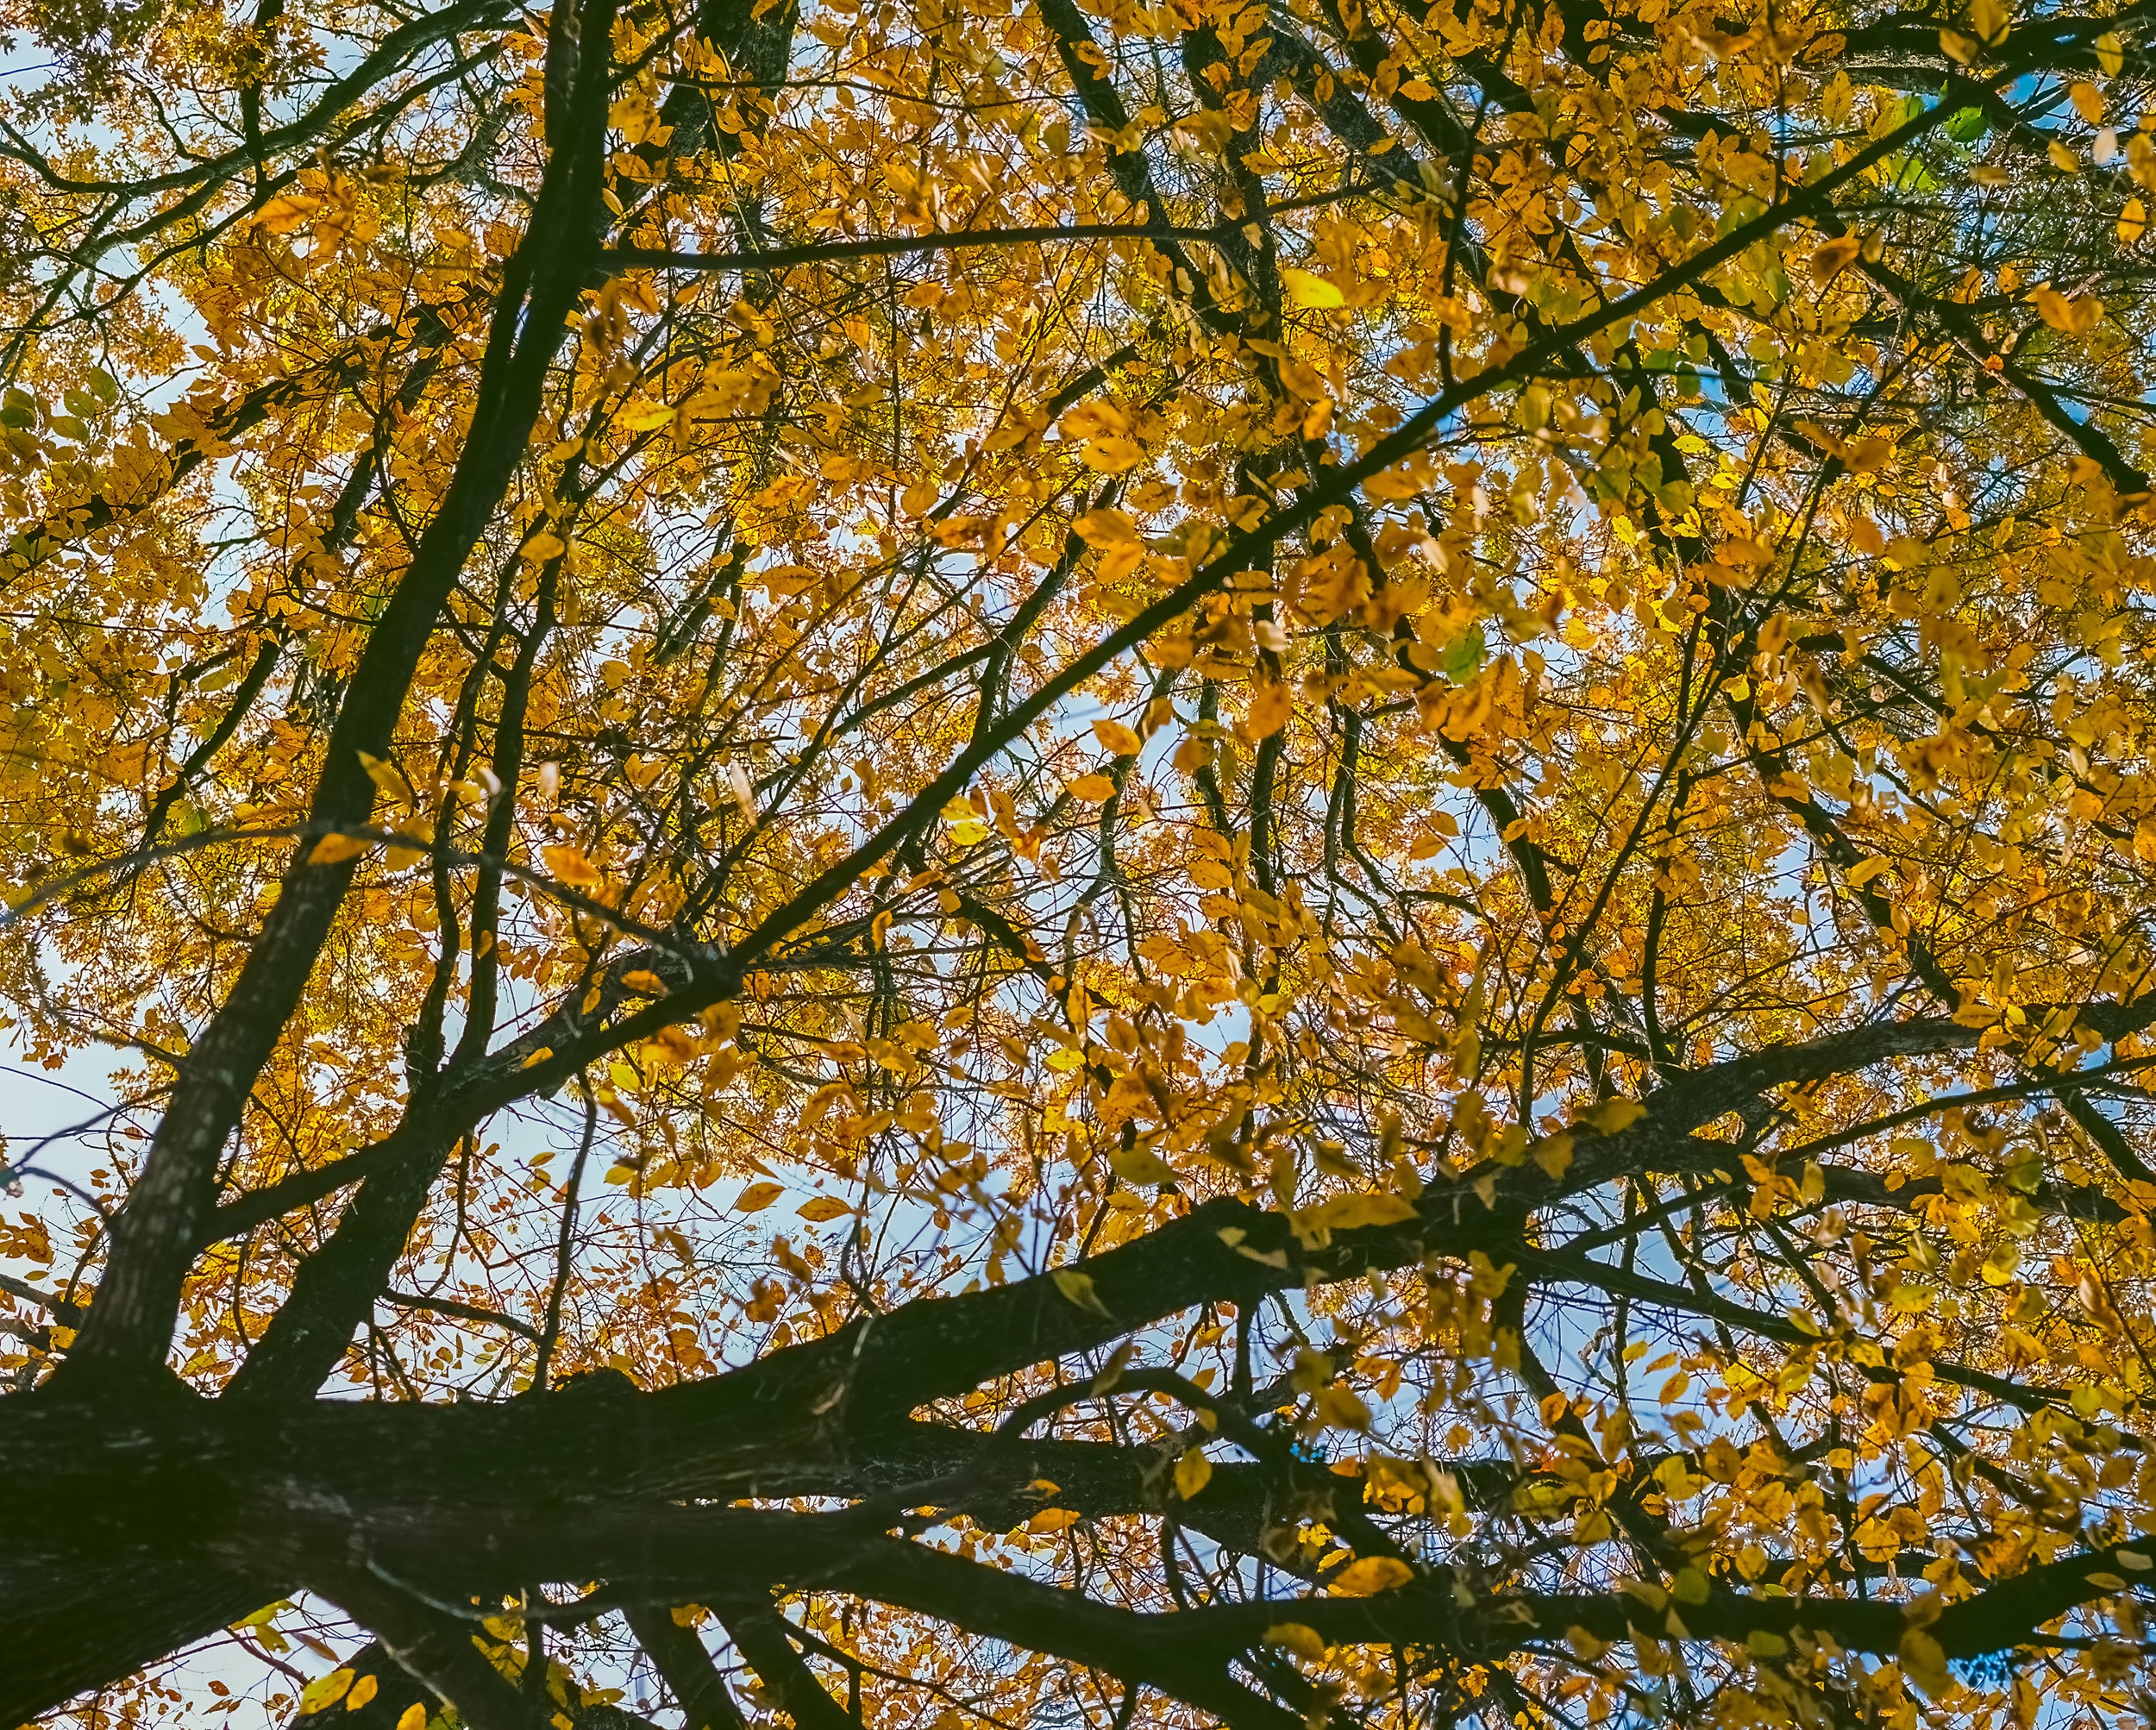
1714, 197, 1766, 238
1441, 625, 1487, 680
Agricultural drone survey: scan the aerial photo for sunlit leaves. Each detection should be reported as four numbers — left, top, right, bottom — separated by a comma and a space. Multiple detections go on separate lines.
2032, 285, 2106, 335
7, 0, 2156, 1721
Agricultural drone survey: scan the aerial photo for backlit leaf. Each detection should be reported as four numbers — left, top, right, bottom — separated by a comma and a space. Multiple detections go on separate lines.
1328, 1557, 1414, 1595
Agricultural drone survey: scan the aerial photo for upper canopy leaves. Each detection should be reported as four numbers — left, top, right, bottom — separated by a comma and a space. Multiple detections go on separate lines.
2, 0, 2156, 1723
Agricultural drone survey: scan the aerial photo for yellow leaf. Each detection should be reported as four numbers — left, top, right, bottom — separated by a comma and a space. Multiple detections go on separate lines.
1071, 507, 1142, 548
1970, 0, 2008, 44
1027, 1506, 1081, 1533
298, 1670, 355, 1714
255, 193, 323, 235
346, 1674, 380, 1711
542, 843, 605, 887
1583, 1096, 1645, 1133
385, 821, 434, 871
398, 1708, 430, 1730
2048, 138, 2080, 172
356, 749, 410, 800
1266, 1622, 1328, 1661
1531, 1132, 1574, 1180
1092, 718, 1144, 755
1060, 399, 1130, 440
1898, 1628, 1952, 1697
621, 968, 668, 995
1300, 1192, 1418, 1233
2098, 30, 2123, 73
1111, 1144, 1176, 1187
2122, 197, 2147, 244
1175, 1448, 1214, 1499
1244, 680, 1293, 739
736, 1181, 784, 1213
942, 796, 989, 845
2070, 80, 2105, 124
1328, 1556, 1414, 1595
620, 399, 679, 431
1513, 1476, 1576, 1515
1068, 773, 1118, 802
1282, 266, 1346, 309
308, 832, 372, 865
1081, 435, 1146, 473
1052, 1268, 1112, 1317
1313, 1382, 1371, 1429
523, 532, 567, 563
2032, 285, 2103, 333
797, 1195, 851, 1222
1846, 856, 1892, 887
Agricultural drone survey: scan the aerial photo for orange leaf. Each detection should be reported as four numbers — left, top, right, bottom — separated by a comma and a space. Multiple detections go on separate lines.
1245, 681, 1293, 739
254, 193, 323, 235
1808, 235, 1862, 285
542, 843, 605, 887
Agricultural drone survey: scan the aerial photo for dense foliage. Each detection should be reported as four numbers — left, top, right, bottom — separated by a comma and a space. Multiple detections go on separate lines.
3, 0, 2156, 1721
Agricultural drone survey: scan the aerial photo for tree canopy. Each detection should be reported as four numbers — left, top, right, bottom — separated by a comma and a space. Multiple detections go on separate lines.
3, 0, 2156, 1722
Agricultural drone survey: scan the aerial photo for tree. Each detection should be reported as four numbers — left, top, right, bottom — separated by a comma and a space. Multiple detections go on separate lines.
0, 0, 2154, 1718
